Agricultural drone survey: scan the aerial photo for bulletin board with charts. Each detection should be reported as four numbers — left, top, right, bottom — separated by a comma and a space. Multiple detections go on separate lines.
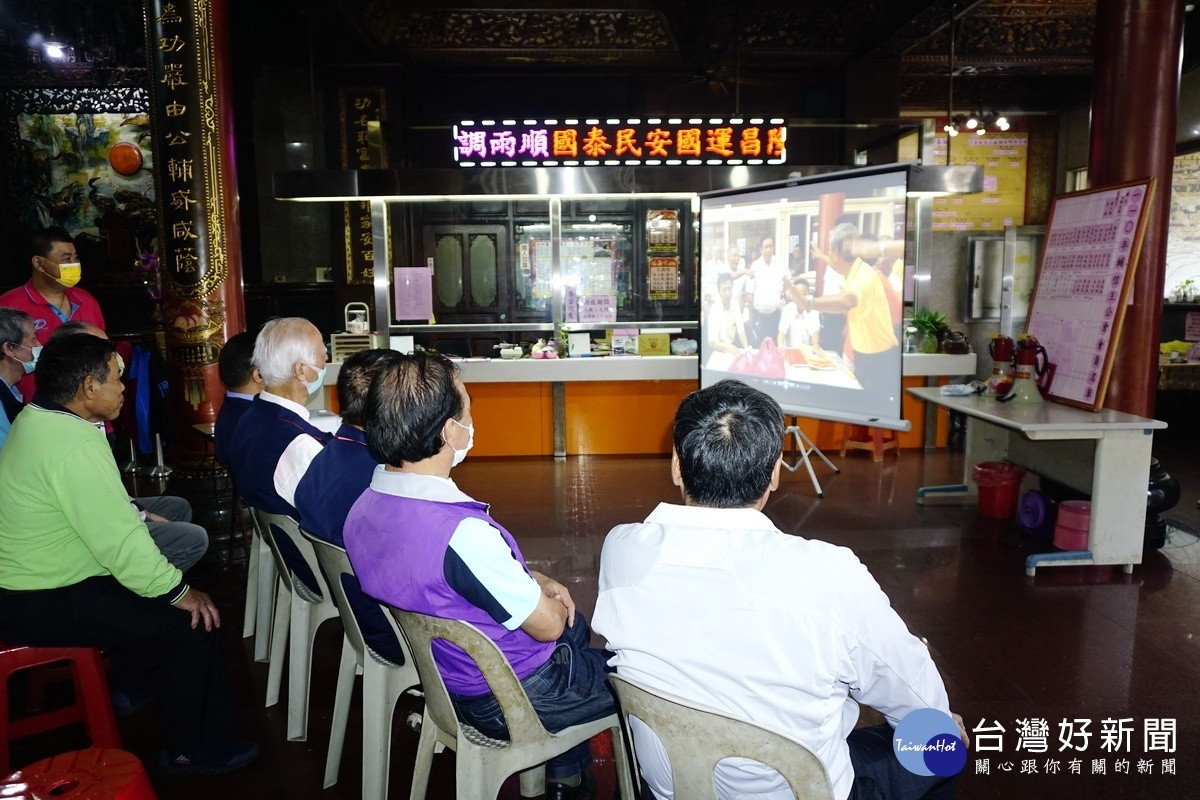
1024, 179, 1155, 410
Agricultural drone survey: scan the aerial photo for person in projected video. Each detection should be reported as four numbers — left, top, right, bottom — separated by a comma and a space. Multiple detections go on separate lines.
810, 223, 899, 395
746, 237, 788, 347
706, 273, 750, 356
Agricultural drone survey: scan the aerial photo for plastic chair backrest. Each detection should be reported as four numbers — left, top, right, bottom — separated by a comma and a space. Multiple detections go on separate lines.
256, 511, 328, 603
389, 608, 547, 745
608, 674, 835, 800
302, 531, 412, 666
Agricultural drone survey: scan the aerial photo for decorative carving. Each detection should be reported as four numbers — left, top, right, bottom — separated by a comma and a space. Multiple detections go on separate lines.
4, 86, 149, 114
378, 10, 672, 51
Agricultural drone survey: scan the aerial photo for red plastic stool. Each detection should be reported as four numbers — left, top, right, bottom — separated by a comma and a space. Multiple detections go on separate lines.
0, 645, 121, 773
0, 748, 155, 799
840, 424, 898, 462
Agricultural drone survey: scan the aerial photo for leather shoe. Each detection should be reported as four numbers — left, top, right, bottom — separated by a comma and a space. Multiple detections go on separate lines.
547, 771, 595, 800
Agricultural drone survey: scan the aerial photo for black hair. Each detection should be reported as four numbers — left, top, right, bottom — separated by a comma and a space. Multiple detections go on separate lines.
673, 379, 784, 508
36, 334, 117, 406
717, 272, 734, 288
218, 331, 258, 388
338, 348, 404, 428
364, 352, 463, 466
32, 226, 73, 259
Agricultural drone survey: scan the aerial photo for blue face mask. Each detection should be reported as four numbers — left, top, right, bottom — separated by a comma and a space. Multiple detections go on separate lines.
302, 362, 326, 396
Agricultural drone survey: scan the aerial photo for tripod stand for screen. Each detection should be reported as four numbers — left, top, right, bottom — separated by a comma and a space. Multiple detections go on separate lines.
781, 421, 839, 498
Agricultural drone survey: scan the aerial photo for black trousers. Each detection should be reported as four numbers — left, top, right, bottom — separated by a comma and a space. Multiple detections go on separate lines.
0, 576, 236, 754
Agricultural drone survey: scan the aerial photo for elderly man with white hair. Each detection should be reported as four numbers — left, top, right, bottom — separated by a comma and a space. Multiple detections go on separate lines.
225, 317, 332, 519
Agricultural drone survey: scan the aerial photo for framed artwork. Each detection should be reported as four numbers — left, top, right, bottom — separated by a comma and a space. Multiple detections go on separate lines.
2, 87, 154, 279
15, 111, 155, 236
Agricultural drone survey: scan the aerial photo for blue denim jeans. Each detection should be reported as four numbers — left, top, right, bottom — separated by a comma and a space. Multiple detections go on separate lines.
848, 724, 959, 800
450, 613, 615, 781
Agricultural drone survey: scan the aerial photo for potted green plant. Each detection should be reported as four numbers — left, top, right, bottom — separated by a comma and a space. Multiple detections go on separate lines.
1174, 278, 1197, 303
910, 309, 948, 353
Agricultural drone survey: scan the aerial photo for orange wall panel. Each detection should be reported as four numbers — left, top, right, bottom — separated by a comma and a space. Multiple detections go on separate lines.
565, 380, 696, 455
466, 382, 554, 457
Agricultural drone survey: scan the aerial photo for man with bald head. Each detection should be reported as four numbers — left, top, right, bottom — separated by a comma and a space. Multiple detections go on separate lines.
50, 320, 107, 341
225, 317, 332, 519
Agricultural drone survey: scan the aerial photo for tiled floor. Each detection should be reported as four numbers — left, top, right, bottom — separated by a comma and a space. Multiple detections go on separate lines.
10, 413, 1200, 799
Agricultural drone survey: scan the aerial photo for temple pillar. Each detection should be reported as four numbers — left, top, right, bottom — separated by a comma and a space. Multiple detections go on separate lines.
1088, 0, 1184, 417
145, 0, 244, 470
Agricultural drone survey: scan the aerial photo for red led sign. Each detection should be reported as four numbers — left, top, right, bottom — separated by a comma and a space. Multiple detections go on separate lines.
453, 118, 787, 166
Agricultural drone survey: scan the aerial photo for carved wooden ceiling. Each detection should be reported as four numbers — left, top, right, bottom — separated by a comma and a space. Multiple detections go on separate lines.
333, 0, 1111, 115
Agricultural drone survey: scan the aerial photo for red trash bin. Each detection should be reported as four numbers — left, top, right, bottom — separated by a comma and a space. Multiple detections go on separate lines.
972, 461, 1027, 520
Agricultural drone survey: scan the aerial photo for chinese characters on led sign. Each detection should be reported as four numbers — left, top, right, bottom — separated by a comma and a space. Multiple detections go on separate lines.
454, 118, 787, 166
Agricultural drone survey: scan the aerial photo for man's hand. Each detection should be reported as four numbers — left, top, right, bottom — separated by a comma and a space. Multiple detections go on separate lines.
144, 511, 170, 524
173, 589, 221, 631
532, 571, 576, 627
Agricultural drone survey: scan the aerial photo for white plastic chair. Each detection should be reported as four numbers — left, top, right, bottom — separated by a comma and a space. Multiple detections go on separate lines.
608, 674, 835, 799
303, 531, 422, 798
254, 510, 341, 742
390, 608, 634, 800
241, 501, 277, 663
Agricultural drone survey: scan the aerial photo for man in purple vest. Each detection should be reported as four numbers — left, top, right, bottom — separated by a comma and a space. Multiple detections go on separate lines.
345, 353, 611, 800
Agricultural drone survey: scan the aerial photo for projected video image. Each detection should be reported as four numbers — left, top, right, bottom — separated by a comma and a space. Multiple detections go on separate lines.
699, 167, 909, 428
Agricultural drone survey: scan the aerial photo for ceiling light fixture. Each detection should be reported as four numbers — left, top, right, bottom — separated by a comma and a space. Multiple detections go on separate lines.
942, 3, 960, 155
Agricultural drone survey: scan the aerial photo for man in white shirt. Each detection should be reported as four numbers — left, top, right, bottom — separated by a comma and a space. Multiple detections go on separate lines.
594, 379, 965, 800
706, 273, 749, 355
777, 278, 821, 349
746, 237, 789, 346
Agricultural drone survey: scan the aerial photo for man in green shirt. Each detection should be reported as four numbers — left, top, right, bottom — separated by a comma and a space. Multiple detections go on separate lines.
0, 334, 257, 776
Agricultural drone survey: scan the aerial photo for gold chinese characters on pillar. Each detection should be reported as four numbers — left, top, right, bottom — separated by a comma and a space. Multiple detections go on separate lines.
339, 88, 388, 286
146, 0, 245, 471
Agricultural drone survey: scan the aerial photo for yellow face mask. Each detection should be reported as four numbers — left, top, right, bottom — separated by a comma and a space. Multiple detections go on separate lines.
39, 258, 82, 288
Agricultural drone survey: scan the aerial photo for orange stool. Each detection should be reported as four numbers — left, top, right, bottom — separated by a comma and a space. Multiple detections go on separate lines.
0, 748, 155, 799
840, 424, 898, 462
0, 645, 120, 773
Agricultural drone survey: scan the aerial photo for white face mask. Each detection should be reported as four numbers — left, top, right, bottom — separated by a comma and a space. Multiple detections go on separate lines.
446, 417, 474, 467
11, 343, 41, 374
301, 362, 326, 396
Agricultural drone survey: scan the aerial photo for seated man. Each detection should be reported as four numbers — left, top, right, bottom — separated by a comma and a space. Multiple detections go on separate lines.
225, 317, 331, 517
594, 379, 965, 800
344, 353, 611, 800
0, 308, 38, 450
47, 324, 208, 572
214, 331, 264, 468
295, 347, 406, 664
0, 334, 257, 775
48, 320, 107, 341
